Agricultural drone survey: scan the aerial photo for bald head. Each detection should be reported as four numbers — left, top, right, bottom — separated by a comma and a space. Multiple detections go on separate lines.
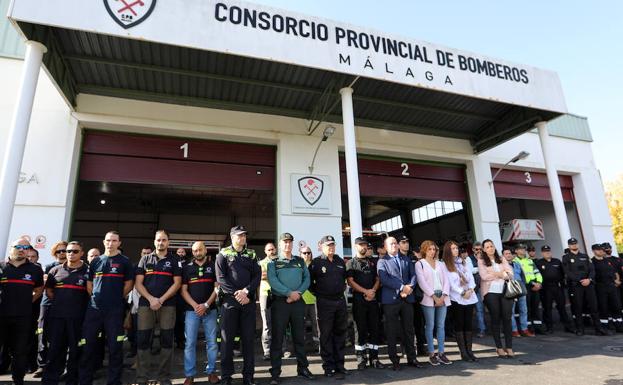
192, 241, 207, 261
9, 238, 31, 262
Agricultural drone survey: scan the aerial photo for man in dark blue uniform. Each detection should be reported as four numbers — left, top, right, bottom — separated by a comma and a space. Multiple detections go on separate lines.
591, 244, 622, 333
79, 231, 134, 385
0, 238, 44, 385
42, 241, 89, 385
536, 245, 574, 333
134, 230, 182, 385
216, 225, 261, 385
562, 237, 607, 336
308, 235, 350, 379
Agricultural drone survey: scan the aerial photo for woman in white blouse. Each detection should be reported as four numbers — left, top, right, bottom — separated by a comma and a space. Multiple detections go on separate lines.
442, 241, 478, 361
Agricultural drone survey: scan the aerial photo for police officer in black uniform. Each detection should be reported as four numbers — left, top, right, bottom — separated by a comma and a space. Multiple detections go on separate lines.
308, 235, 349, 379
42, 241, 89, 385
536, 245, 574, 333
346, 237, 386, 370
602, 242, 623, 311
215, 225, 261, 385
591, 244, 622, 333
562, 237, 607, 336
0, 238, 44, 385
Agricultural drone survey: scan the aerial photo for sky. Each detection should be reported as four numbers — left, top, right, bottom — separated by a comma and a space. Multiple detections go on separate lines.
251, 0, 623, 183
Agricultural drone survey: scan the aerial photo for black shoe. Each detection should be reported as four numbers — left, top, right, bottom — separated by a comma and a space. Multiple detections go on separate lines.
370, 359, 386, 369
545, 327, 554, 334
595, 328, 610, 336
407, 358, 423, 368
391, 362, 401, 371
334, 371, 345, 380
297, 368, 315, 380
263, 354, 270, 361
575, 329, 584, 336
243, 379, 257, 385
336, 368, 350, 376
269, 377, 280, 385
223, 378, 232, 385
324, 370, 335, 378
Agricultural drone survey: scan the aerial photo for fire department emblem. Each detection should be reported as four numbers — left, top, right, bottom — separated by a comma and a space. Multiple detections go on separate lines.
298, 177, 324, 206
104, 0, 157, 29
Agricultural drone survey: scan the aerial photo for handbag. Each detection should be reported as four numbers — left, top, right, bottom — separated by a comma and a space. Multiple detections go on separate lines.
504, 279, 527, 299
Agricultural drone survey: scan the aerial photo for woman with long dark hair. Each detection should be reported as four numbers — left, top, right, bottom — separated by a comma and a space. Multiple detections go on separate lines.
477, 239, 515, 358
442, 241, 478, 361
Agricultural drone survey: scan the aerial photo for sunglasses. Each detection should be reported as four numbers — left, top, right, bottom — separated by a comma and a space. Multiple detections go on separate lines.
66, 250, 81, 254
301, 252, 312, 255
55, 249, 67, 254
13, 245, 32, 250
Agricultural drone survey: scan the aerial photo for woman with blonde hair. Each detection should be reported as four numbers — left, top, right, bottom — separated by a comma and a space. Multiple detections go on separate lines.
441, 241, 478, 361
415, 240, 451, 366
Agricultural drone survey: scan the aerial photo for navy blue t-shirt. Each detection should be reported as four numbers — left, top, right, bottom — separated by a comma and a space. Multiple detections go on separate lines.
40, 261, 61, 307
0, 260, 44, 317
136, 253, 181, 307
182, 259, 216, 311
46, 263, 89, 318
87, 254, 134, 310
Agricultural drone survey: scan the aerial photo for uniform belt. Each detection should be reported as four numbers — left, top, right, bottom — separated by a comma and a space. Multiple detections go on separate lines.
316, 294, 344, 300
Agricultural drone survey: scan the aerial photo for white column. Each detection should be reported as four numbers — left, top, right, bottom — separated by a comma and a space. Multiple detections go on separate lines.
340, 87, 362, 246
0, 41, 47, 256
466, 156, 503, 249
536, 121, 571, 249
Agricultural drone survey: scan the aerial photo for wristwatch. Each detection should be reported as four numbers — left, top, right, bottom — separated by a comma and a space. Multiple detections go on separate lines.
203, 302, 209, 309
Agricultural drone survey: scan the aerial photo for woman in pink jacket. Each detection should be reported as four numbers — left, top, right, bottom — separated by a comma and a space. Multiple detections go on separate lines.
415, 240, 451, 366
477, 239, 515, 358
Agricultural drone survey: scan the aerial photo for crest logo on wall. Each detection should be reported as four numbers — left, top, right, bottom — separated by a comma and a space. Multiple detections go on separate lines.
104, 0, 157, 29
298, 177, 324, 206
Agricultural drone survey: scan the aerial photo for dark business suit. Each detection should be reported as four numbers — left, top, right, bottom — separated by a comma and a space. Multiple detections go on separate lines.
377, 253, 418, 364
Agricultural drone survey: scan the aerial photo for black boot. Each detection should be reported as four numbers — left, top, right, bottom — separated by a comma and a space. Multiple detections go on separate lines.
368, 348, 386, 369
356, 350, 367, 370
455, 331, 469, 361
464, 331, 477, 362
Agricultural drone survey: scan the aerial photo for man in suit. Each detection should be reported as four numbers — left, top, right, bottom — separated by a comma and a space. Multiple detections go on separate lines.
377, 237, 422, 371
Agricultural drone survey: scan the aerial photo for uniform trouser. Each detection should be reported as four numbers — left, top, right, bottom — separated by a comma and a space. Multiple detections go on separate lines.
316, 297, 348, 372
412, 302, 426, 351
79, 307, 125, 385
28, 302, 41, 370
42, 317, 82, 385
37, 304, 50, 369
136, 305, 176, 382
303, 303, 319, 343
526, 287, 542, 329
0, 316, 31, 385
352, 299, 380, 354
540, 284, 571, 328
220, 296, 256, 381
568, 284, 600, 330
483, 293, 513, 349
383, 301, 416, 363
270, 298, 308, 377
259, 293, 272, 355
596, 284, 623, 326
175, 301, 186, 347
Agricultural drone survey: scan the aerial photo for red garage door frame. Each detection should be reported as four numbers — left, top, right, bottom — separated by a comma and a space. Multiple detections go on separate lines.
339, 155, 467, 201
491, 168, 574, 202
80, 131, 276, 190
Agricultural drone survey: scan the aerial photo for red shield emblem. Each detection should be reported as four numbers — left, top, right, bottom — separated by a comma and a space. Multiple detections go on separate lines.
298, 177, 324, 206
104, 0, 157, 29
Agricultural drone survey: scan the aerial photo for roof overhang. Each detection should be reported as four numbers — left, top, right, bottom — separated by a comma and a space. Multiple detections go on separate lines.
7, 0, 567, 152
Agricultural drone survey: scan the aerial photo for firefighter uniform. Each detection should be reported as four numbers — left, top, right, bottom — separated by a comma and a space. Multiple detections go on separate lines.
0, 259, 44, 385
42, 262, 89, 385
536, 245, 573, 333
215, 226, 261, 385
308, 235, 348, 376
79, 253, 134, 385
591, 244, 623, 332
561, 238, 606, 336
514, 246, 544, 332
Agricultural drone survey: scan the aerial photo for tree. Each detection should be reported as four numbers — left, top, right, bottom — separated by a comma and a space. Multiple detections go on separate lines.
605, 174, 623, 252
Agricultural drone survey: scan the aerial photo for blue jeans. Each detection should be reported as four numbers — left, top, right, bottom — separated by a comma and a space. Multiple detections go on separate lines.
421, 305, 447, 354
475, 291, 486, 333
511, 296, 528, 332
184, 309, 218, 377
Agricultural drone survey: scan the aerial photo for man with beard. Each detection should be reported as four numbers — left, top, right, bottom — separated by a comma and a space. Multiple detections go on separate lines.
0, 238, 44, 385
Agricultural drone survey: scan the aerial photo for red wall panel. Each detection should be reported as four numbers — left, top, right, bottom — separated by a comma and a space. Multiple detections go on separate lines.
491, 168, 574, 202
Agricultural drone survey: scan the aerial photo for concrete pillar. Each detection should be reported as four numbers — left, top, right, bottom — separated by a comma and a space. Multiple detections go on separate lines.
466, 156, 503, 249
340, 87, 362, 248
0, 41, 46, 256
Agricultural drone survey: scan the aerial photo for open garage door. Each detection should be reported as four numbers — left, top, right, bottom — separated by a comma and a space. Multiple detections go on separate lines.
71, 131, 276, 262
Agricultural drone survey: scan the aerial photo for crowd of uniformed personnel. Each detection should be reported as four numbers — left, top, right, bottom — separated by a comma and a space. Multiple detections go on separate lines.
0, 227, 622, 385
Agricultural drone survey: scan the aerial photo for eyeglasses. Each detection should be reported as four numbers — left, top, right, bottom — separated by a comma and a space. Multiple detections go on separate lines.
301, 252, 312, 255
55, 250, 67, 254
473, 248, 482, 252
66, 250, 81, 254
13, 245, 32, 250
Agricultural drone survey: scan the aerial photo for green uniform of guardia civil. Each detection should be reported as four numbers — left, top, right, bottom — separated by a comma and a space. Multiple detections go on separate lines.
267, 253, 310, 377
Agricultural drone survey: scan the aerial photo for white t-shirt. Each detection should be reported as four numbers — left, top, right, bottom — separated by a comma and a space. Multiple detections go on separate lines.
489, 262, 505, 294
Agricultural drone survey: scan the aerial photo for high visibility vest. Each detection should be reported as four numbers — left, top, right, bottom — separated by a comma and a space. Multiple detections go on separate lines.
514, 256, 543, 284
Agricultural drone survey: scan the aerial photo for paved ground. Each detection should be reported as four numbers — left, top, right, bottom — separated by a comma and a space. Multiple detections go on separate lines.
4, 329, 623, 385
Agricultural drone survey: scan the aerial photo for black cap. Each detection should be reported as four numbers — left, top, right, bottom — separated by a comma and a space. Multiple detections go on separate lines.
527, 246, 536, 252
602, 242, 612, 249
591, 243, 603, 251
230, 225, 247, 236
541, 245, 551, 252
367, 242, 373, 247
320, 235, 336, 245
459, 247, 466, 254
398, 235, 410, 242
516, 243, 526, 250
413, 245, 421, 253
567, 237, 578, 245
279, 232, 294, 242
354, 237, 368, 245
